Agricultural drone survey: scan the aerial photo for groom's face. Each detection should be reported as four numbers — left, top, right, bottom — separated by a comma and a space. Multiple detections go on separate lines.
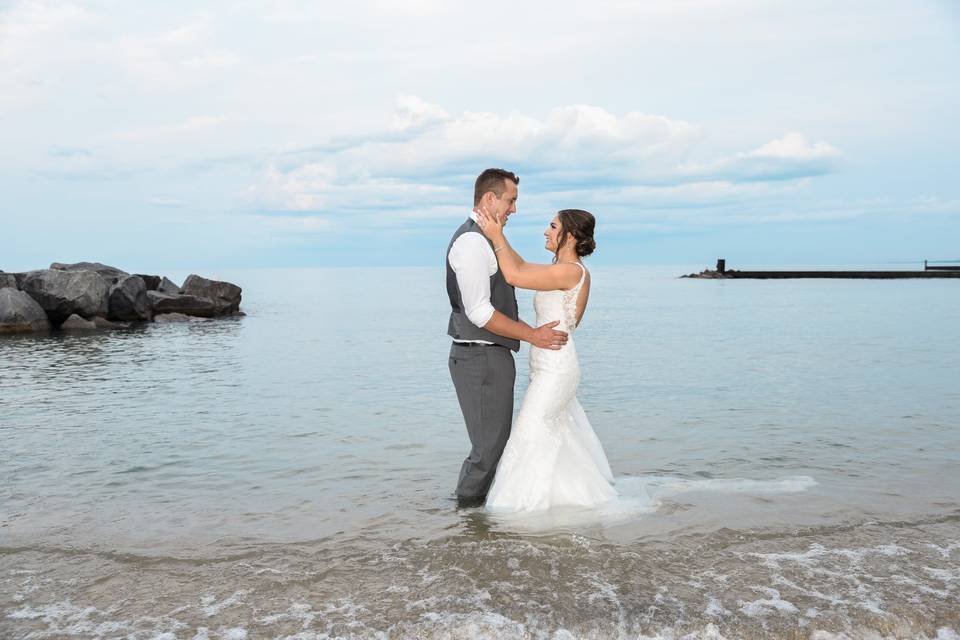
490, 180, 518, 225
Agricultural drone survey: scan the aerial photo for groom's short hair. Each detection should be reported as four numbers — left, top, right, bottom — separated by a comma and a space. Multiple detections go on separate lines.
474, 168, 519, 206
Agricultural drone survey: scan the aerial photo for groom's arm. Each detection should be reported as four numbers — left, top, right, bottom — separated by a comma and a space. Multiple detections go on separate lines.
483, 312, 567, 350
449, 233, 498, 328
450, 233, 567, 350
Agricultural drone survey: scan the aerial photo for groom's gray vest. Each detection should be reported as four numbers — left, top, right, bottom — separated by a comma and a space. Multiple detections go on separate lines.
446, 218, 520, 351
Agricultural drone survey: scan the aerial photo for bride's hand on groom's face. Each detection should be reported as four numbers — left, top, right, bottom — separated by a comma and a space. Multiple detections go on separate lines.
475, 205, 504, 239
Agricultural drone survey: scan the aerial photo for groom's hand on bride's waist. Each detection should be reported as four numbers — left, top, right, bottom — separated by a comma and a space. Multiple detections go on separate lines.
529, 320, 568, 350
479, 312, 567, 349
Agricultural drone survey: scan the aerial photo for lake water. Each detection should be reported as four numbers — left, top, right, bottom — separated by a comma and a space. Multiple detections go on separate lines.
2, 266, 958, 639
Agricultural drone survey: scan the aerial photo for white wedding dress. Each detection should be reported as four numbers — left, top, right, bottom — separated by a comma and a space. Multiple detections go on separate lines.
485, 263, 617, 513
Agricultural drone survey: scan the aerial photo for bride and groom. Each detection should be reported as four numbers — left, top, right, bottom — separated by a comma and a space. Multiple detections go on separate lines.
447, 168, 616, 511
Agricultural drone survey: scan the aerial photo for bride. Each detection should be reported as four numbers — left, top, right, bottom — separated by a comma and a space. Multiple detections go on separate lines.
475, 207, 617, 512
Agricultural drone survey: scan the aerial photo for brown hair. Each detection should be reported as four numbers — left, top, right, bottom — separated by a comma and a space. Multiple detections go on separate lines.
473, 168, 519, 206
555, 209, 596, 259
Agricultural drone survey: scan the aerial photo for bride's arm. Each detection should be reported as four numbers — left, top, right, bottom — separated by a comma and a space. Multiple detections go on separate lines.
477, 209, 580, 291
491, 235, 581, 291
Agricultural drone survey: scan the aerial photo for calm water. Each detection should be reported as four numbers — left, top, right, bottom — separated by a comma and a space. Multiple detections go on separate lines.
1, 266, 958, 639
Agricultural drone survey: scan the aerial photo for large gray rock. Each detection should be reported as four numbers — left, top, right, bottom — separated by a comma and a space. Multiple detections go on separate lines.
60, 313, 98, 330
21, 269, 110, 325
108, 275, 150, 321
15, 270, 44, 290
134, 274, 161, 291
181, 274, 241, 315
51, 261, 128, 285
157, 277, 181, 296
153, 312, 191, 323
0, 271, 28, 289
147, 291, 218, 317
0, 288, 51, 333
93, 316, 130, 329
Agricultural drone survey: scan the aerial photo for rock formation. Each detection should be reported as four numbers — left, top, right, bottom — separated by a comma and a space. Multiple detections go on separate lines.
20, 269, 111, 324
0, 261, 242, 333
157, 277, 182, 296
108, 275, 151, 321
181, 274, 242, 315
0, 288, 51, 333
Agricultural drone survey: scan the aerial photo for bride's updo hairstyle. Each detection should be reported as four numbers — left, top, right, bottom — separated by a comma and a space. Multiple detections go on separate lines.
555, 209, 596, 259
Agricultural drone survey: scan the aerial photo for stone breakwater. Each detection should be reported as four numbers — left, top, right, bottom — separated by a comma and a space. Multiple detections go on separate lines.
0, 262, 242, 334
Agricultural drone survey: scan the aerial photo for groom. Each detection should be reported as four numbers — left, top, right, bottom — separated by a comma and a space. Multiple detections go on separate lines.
446, 168, 568, 507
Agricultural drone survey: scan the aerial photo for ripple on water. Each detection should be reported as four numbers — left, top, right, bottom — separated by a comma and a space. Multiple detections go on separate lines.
3, 518, 959, 639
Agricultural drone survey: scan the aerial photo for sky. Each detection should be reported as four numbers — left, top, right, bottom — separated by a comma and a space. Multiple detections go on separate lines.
1, 0, 958, 271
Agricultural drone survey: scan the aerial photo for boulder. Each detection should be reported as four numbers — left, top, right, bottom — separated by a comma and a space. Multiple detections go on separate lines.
153, 312, 192, 323
147, 291, 218, 317
181, 274, 241, 315
0, 272, 29, 289
51, 261, 128, 286
108, 275, 150, 321
134, 274, 162, 291
21, 269, 110, 325
0, 288, 51, 333
157, 277, 182, 296
93, 316, 130, 329
681, 269, 731, 279
60, 313, 98, 330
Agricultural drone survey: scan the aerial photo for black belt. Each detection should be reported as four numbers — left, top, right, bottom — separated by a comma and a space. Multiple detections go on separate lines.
453, 341, 496, 347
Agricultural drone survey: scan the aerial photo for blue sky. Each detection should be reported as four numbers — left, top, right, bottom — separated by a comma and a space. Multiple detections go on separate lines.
2, 0, 958, 271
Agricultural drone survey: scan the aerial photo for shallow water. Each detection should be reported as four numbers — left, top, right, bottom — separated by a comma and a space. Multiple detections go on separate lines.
2, 266, 958, 638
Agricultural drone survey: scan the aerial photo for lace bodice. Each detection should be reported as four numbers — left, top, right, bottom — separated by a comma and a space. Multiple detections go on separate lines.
533, 262, 586, 333
530, 263, 586, 375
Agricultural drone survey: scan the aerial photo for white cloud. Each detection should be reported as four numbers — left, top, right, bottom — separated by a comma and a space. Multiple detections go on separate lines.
391, 94, 449, 132
750, 133, 840, 160
249, 97, 706, 211
0, 1, 88, 41
680, 133, 842, 182
0, 1, 93, 107
248, 214, 335, 233
183, 52, 241, 71
371, 0, 451, 17
115, 116, 230, 142
0, 4, 240, 110
148, 196, 185, 208
247, 97, 841, 219
109, 20, 240, 92
247, 160, 455, 213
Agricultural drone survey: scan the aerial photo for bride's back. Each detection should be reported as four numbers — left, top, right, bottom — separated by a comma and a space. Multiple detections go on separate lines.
573, 268, 590, 328
533, 262, 589, 335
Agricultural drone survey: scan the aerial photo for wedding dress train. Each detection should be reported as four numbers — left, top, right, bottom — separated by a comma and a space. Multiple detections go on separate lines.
485, 263, 617, 513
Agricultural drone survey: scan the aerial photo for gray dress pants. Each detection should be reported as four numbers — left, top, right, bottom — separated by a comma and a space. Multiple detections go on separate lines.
449, 342, 516, 498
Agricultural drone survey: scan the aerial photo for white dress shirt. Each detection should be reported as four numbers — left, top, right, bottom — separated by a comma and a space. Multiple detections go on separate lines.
448, 212, 498, 343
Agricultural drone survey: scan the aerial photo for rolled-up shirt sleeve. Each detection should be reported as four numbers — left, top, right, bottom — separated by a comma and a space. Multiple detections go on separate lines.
448, 232, 496, 328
